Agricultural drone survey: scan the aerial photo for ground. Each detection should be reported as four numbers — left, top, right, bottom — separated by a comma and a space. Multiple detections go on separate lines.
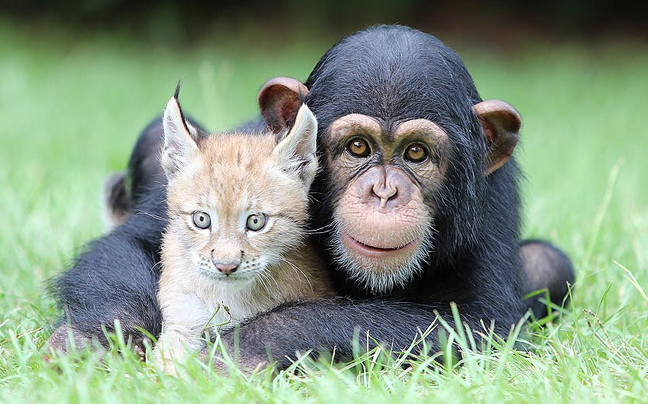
0, 19, 647, 404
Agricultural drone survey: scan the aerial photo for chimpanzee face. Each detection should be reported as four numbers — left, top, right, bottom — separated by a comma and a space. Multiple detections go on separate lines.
320, 114, 450, 292
256, 28, 521, 293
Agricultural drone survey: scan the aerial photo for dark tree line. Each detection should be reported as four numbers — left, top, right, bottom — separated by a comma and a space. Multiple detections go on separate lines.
2, 0, 646, 39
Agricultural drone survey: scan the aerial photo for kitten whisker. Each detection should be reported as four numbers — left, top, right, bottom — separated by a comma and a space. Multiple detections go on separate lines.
256, 271, 272, 296
279, 256, 314, 293
133, 209, 166, 221
259, 270, 278, 297
304, 222, 335, 236
264, 267, 281, 292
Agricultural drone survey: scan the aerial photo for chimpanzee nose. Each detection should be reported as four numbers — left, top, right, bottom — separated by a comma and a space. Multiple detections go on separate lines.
372, 182, 398, 208
356, 166, 413, 210
215, 263, 238, 275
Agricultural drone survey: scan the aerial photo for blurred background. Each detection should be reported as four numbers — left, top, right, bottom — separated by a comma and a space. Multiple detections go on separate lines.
2, 0, 648, 43
0, 0, 646, 340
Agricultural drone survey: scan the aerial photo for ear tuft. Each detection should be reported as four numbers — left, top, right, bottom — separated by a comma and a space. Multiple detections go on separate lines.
173, 80, 181, 100
259, 77, 309, 134
273, 103, 318, 187
161, 94, 200, 178
473, 100, 521, 175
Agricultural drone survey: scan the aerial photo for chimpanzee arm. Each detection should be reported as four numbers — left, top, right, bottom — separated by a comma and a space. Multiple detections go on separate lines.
48, 187, 167, 352
216, 298, 511, 369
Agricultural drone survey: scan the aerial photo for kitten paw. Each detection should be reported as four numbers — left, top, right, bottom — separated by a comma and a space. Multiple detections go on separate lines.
152, 348, 180, 376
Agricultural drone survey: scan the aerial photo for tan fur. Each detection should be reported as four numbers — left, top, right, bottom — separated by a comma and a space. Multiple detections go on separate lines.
153, 108, 332, 373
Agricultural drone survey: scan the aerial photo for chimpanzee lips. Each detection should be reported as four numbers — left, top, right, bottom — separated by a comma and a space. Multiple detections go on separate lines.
341, 232, 420, 259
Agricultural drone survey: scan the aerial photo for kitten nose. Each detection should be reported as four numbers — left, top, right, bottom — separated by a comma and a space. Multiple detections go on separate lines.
215, 263, 238, 275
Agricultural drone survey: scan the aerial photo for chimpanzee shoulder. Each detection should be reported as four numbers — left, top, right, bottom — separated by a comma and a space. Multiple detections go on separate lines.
49, 185, 168, 348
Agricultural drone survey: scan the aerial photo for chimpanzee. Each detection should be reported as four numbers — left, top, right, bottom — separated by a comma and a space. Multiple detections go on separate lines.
48, 25, 574, 367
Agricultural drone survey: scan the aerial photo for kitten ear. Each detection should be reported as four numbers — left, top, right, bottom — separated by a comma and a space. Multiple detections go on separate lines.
273, 103, 318, 188
161, 90, 200, 178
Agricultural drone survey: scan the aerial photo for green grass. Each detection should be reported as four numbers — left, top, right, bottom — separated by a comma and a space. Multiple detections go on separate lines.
1, 19, 647, 403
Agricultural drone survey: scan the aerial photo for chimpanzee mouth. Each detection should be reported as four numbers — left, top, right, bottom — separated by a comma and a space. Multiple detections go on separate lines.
341, 232, 420, 258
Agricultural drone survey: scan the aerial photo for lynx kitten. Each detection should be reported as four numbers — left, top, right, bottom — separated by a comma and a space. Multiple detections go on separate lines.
153, 90, 332, 372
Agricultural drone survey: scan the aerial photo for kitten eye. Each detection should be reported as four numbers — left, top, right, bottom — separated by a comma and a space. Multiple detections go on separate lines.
246, 213, 267, 231
346, 137, 371, 158
192, 211, 211, 229
404, 143, 428, 163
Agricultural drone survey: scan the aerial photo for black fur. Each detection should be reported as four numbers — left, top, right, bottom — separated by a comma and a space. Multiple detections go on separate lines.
49, 25, 574, 366
520, 239, 575, 319
223, 26, 572, 366
50, 186, 166, 347
125, 116, 168, 207
219, 27, 526, 366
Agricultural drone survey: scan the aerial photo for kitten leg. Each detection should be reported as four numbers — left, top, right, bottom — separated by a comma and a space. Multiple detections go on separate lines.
153, 292, 209, 375
154, 329, 196, 376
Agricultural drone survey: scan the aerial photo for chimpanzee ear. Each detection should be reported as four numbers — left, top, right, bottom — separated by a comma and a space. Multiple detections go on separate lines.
161, 89, 200, 179
259, 77, 309, 134
473, 100, 521, 175
273, 103, 318, 188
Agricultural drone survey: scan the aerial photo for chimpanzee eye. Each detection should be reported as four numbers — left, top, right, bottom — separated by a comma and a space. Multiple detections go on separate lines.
192, 211, 211, 229
346, 137, 371, 158
246, 213, 267, 231
404, 143, 428, 163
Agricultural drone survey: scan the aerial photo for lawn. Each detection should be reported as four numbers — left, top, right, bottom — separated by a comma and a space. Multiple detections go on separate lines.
1, 18, 647, 403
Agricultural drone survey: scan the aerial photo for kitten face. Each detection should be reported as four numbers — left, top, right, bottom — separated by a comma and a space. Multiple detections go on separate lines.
155, 96, 325, 369
165, 135, 311, 285
161, 96, 317, 290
